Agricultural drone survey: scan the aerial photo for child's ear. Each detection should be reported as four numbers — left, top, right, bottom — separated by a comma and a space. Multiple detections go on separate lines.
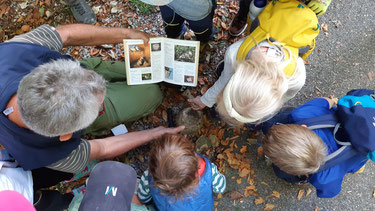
301, 124, 307, 128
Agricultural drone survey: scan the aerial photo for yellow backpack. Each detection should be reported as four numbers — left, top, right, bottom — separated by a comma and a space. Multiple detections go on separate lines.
237, 0, 320, 76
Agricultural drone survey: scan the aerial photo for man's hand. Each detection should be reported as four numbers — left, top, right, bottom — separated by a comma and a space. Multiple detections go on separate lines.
57, 24, 151, 47
89, 125, 185, 160
126, 29, 150, 44
307, 0, 332, 16
150, 126, 185, 139
188, 96, 206, 110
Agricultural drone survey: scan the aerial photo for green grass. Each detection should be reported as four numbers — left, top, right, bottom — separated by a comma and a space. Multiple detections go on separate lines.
129, 0, 157, 15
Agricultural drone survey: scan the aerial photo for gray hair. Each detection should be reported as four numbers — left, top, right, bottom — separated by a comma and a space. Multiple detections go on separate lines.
17, 59, 107, 137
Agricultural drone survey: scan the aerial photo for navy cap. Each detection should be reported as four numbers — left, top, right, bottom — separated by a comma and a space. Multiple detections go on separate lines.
79, 161, 137, 211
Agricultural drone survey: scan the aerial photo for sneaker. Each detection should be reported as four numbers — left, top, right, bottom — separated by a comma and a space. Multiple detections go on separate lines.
229, 13, 248, 37
66, 0, 97, 24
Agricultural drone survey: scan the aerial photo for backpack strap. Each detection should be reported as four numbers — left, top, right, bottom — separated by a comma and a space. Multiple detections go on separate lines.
294, 114, 338, 129
317, 145, 359, 172
295, 114, 359, 172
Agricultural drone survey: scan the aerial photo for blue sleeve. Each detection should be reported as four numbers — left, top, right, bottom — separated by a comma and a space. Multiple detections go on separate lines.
290, 98, 333, 122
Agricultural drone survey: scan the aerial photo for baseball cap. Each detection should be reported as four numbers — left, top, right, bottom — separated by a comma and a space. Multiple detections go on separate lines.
139, 0, 173, 6
79, 161, 137, 211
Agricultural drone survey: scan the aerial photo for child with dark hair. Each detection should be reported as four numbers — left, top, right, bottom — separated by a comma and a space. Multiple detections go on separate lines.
137, 134, 226, 211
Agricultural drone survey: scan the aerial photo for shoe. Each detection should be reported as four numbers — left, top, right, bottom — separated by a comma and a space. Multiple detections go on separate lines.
33, 190, 74, 211
66, 0, 97, 24
229, 12, 248, 37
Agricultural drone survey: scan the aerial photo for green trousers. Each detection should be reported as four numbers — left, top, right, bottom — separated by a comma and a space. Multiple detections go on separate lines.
80, 58, 163, 135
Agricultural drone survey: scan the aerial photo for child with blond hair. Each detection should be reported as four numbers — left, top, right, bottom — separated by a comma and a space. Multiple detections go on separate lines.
189, 0, 319, 125
262, 97, 368, 198
137, 134, 226, 211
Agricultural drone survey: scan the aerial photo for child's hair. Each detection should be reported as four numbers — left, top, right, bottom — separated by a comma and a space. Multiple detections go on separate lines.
216, 55, 289, 126
262, 124, 327, 175
148, 134, 200, 199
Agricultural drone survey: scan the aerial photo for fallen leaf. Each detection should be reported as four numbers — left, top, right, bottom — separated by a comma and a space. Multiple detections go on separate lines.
297, 189, 305, 200
197, 77, 205, 85
264, 203, 275, 210
200, 86, 208, 95
368, 72, 375, 80
218, 129, 225, 139
21, 25, 31, 33
236, 178, 242, 184
304, 60, 311, 65
272, 190, 280, 198
136, 154, 144, 163
322, 23, 328, 32
239, 168, 250, 177
240, 145, 247, 153
214, 201, 218, 206
217, 193, 222, 199
254, 197, 265, 205
306, 188, 312, 197
314, 207, 322, 211
162, 110, 168, 122
225, 191, 243, 201
90, 48, 99, 56
261, 181, 269, 186
257, 146, 263, 159
247, 138, 258, 145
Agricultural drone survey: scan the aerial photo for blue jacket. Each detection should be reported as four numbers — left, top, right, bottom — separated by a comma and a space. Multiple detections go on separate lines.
290, 98, 368, 198
148, 155, 214, 211
0, 42, 82, 170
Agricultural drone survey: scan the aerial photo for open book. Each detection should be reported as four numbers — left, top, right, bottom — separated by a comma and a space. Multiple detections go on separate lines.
123, 38, 200, 87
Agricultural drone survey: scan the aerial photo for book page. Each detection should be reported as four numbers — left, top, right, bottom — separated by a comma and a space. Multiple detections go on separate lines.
163, 38, 199, 87
123, 39, 164, 85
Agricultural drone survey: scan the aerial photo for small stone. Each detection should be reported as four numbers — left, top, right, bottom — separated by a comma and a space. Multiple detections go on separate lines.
19, 2, 28, 9
111, 7, 118, 13
46, 11, 52, 18
110, 1, 118, 7
176, 107, 203, 135
92, 6, 101, 14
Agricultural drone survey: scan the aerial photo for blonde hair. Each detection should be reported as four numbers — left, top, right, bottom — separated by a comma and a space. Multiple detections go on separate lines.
262, 124, 327, 175
217, 55, 289, 125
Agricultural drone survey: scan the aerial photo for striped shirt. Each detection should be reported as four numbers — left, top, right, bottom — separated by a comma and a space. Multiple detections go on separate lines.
8, 25, 63, 52
7, 25, 90, 173
47, 140, 91, 173
137, 163, 226, 203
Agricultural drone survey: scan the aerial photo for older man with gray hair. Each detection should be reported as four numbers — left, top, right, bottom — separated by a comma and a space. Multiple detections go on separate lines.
0, 24, 184, 177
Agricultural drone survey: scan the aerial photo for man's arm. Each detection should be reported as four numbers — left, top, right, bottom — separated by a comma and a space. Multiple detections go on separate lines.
89, 126, 185, 160
56, 24, 150, 47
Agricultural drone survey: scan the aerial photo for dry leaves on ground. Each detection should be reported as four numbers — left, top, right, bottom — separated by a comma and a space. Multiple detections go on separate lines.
264, 203, 275, 210
225, 190, 243, 201
297, 189, 305, 200
272, 190, 280, 199
254, 197, 265, 205
306, 188, 312, 197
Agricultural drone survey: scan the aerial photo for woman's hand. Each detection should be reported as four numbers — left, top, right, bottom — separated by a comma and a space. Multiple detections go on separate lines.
188, 96, 206, 110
